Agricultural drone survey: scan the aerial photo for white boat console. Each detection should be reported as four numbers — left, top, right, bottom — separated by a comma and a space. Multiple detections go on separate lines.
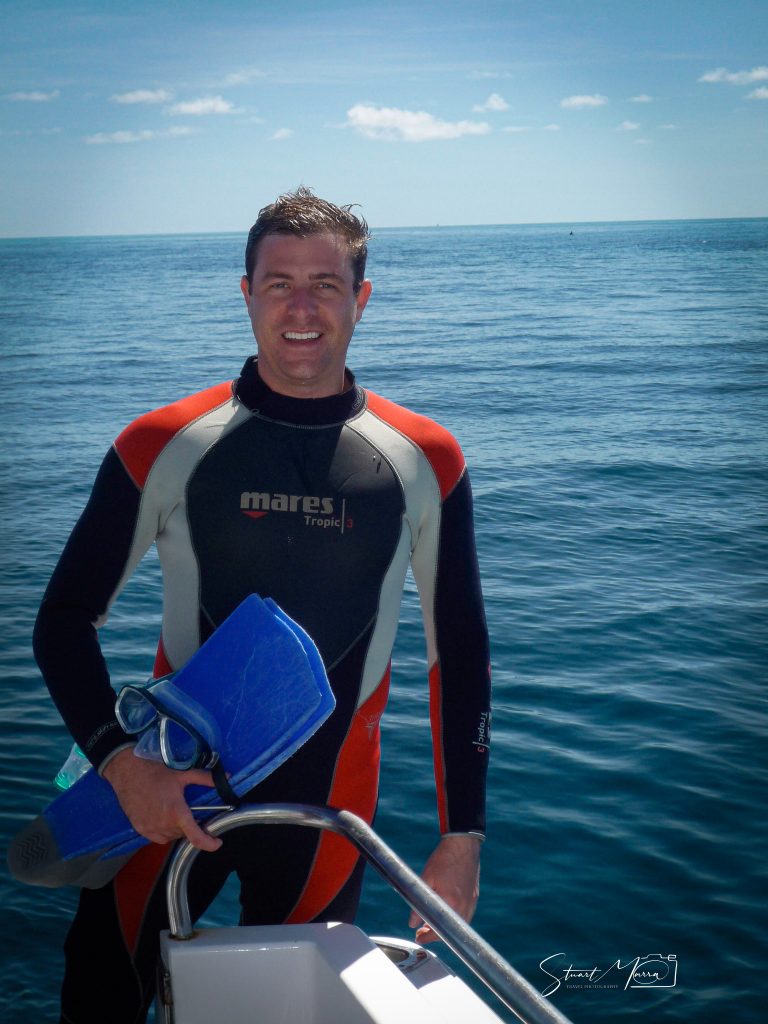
159, 922, 505, 1023
156, 804, 574, 1024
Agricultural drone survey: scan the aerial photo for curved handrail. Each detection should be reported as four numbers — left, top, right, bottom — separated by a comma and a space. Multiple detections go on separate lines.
166, 803, 574, 1024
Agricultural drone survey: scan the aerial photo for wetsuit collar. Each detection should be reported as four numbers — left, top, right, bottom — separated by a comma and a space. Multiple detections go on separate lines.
235, 356, 365, 426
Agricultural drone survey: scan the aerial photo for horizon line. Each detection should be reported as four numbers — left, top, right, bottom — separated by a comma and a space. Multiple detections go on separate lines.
1, 214, 766, 243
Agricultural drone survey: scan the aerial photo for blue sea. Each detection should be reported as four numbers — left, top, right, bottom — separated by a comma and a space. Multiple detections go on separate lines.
0, 219, 765, 1023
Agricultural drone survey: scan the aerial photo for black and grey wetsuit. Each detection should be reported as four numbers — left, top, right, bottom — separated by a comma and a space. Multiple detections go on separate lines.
34, 358, 491, 1022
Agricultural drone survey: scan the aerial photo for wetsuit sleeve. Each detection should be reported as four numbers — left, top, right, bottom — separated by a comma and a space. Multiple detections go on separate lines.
412, 467, 491, 838
33, 447, 148, 769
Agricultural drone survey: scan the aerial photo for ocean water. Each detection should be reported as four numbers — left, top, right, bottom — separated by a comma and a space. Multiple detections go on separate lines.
0, 219, 765, 1023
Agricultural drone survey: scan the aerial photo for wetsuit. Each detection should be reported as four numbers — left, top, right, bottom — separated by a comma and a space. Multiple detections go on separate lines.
34, 357, 491, 1023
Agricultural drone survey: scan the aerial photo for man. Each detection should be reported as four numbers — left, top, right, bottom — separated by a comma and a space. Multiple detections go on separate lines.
34, 188, 491, 1023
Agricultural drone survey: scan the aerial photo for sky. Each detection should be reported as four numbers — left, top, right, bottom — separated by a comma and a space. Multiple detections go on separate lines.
1, 0, 766, 236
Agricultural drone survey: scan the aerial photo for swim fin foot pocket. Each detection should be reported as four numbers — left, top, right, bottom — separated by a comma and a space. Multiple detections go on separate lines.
8, 816, 131, 888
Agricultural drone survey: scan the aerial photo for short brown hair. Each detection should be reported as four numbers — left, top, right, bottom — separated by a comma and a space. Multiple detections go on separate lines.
245, 186, 370, 293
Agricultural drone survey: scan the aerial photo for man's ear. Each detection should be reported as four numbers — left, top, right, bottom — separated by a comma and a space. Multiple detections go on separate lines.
240, 275, 251, 303
355, 279, 372, 322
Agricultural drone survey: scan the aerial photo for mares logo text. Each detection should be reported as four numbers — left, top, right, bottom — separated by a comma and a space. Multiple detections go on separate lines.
240, 491, 354, 532
241, 491, 334, 516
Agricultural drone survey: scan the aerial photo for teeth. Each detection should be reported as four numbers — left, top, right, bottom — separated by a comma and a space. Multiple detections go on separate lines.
284, 331, 321, 340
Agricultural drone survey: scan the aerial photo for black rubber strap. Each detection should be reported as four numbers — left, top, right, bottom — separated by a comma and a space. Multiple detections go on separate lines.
211, 760, 241, 807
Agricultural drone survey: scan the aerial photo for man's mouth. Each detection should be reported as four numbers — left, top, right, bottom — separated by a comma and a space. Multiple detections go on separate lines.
283, 331, 322, 341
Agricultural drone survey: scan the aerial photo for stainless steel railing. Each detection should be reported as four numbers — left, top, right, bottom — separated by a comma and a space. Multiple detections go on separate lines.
166, 803, 574, 1024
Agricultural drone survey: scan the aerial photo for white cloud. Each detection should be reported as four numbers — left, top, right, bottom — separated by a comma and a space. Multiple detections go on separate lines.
617, 120, 640, 131
85, 129, 157, 144
2, 126, 63, 137
747, 86, 768, 100
631, 94, 653, 103
345, 104, 490, 142
502, 123, 561, 133
469, 70, 513, 80
472, 92, 509, 113
222, 68, 266, 86
112, 89, 173, 105
660, 123, 677, 130
84, 126, 194, 144
560, 94, 608, 109
8, 89, 60, 102
270, 127, 294, 140
168, 96, 234, 115
633, 138, 652, 145
699, 66, 768, 85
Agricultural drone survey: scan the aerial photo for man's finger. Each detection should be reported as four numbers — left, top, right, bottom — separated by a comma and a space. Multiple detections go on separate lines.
177, 808, 222, 852
415, 923, 440, 945
181, 768, 217, 789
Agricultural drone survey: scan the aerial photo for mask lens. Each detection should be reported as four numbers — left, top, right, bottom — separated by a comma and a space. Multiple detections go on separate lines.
160, 717, 204, 770
116, 687, 158, 734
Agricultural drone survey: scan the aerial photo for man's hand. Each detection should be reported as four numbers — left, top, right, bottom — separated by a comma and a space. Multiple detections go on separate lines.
409, 834, 481, 944
102, 747, 222, 852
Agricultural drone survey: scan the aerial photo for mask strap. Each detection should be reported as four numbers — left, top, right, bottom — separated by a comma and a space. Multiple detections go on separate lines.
211, 760, 241, 807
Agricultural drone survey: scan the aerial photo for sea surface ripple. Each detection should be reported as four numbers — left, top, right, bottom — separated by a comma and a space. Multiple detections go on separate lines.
0, 218, 765, 1023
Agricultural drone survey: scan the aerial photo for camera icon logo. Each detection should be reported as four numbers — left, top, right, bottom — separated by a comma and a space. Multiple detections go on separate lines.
630, 954, 678, 988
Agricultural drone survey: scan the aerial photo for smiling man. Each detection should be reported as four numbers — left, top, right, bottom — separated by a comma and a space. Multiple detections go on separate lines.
34, 187, 491, 1024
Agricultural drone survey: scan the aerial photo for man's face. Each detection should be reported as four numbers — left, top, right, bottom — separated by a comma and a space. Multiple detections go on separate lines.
240, 232, 372, 399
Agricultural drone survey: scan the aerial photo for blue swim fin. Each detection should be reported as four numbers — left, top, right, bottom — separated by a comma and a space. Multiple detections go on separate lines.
8, 595, 334, 887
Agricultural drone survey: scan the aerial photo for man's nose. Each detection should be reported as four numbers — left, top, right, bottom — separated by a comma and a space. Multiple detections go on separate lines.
287, 287, 317, 317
